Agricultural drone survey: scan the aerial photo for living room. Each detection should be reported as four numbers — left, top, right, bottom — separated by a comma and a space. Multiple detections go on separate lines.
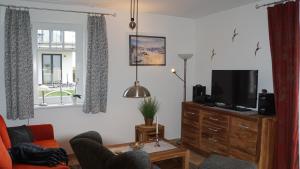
0, 0, 298, 169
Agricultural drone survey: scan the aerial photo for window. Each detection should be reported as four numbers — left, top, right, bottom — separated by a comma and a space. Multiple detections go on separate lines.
33, 23, 83, 106
51, 30, 63, 48
42, 54, 62, 84
64, 31, 76, 49
37, 30, 76, 50
37, 30, 50, 48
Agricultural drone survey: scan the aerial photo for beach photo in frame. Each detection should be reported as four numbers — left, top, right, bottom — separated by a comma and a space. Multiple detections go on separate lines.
129, 35, 166, 66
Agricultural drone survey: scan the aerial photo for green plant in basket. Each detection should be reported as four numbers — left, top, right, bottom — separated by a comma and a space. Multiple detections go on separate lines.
138, 97, 159, 126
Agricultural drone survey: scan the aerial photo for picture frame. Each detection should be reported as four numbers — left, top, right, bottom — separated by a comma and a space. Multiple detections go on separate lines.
129, 35, 166, 66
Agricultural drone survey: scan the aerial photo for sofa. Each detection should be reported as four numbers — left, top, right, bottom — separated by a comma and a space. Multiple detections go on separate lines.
0, 115, 69, 169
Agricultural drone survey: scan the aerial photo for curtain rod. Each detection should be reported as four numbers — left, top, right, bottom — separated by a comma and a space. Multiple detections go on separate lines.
0, 3, 116, 17
256, 0, 295, 9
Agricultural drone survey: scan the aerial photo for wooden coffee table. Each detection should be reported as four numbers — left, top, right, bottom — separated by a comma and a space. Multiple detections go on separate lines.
106, 140, 190, 169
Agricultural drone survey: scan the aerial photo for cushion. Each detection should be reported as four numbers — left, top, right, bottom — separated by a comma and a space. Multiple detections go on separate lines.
0, 136, 12, 169
7, 125, 33, 146
199, 155, 256, 169
27, 124, 54, 141
0, 115, 11, 149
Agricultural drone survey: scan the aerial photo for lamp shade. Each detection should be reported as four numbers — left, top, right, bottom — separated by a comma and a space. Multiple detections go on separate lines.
123, 81, 151, 98
39, 85, 49, 92
178, 54, 193, 60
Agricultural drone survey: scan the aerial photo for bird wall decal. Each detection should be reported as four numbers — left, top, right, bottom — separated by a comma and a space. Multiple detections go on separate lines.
255, 42, 261, 56
211, 49, 216, 60
232, 28, 238, 42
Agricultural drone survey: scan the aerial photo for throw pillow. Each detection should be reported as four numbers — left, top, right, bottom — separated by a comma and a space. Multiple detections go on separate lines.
7, 125, 34, 146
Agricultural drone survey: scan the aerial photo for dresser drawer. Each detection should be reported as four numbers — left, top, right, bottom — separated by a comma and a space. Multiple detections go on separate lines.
231, 117, 258, 132
182, 136, 198, 147
230, 117, 258, 155
202, 124, 228, 140
182, 115, 200, 129
201, 135, 228, 155
202, 111, 229, 128
182, 127, 199, 147
182, 124, 199, 134
183, 109, 199, 118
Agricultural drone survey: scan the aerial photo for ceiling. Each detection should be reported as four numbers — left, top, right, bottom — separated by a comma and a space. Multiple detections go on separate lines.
19, 0, 259, 18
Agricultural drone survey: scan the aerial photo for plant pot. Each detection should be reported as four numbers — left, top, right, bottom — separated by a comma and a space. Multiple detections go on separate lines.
144, 118, 154, 126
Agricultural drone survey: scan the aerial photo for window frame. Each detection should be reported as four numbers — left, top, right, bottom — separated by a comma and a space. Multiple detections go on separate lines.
32, 23, 85, 106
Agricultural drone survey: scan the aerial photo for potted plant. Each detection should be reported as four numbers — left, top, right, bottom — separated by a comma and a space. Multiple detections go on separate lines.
138, 97, 159, 126
72, 94, 81, 105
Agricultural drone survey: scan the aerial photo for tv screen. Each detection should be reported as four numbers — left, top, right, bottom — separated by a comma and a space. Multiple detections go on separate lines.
211, 70, 258, 108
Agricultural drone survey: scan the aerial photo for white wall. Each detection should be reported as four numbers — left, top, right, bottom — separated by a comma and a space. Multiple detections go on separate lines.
0, 0, 196, 153
194, 3, 274, 105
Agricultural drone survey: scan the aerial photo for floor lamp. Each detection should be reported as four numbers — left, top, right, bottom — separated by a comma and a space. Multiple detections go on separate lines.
171, 54, 193, 102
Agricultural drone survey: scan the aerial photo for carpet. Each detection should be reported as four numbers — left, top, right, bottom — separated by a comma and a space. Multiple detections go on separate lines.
70, 161, 200, 169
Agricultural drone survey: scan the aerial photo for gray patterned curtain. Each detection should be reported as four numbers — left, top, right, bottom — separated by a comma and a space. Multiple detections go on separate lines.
83, 15, 108, 113
4, 8, 34, 120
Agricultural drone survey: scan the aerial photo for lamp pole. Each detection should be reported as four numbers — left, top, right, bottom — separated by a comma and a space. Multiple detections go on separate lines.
183, 58, 187, 102
171, 54, 193, 102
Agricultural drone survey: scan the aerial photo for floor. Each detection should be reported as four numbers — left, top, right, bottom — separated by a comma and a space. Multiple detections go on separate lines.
69, 150, 205, 169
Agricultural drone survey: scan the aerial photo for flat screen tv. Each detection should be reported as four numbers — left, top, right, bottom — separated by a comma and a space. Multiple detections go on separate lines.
211, 70, 258, 109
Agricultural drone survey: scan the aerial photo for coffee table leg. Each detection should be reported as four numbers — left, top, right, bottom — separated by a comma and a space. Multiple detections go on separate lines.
183, 150, 190, 169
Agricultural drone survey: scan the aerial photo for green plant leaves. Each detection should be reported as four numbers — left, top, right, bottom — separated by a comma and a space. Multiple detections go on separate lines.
138, 97, 159, 119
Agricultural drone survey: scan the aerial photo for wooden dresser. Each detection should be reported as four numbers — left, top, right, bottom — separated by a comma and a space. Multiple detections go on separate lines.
181, 102, 275, 169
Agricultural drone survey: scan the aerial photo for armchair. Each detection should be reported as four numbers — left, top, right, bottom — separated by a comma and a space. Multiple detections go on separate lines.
70, 131, 155, 169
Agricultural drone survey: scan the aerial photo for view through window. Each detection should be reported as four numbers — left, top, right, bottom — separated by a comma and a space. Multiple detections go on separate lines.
36, 28, 78, 105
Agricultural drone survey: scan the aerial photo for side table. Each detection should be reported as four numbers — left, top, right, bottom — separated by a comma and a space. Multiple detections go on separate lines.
135, 124, 164, 142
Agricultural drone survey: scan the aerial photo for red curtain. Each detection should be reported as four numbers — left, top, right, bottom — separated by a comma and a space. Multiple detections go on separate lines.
268, 1, 299, 169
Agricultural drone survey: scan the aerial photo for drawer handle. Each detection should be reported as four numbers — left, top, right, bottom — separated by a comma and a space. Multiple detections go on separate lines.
209, 117, 219, 121
208, 128, 219, 132
208, 138, 218, 143
187, 112, 195, 115
239, 124, 249, 129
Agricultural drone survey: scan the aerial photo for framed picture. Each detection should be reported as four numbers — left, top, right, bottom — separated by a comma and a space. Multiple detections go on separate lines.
129, 35, 166, 66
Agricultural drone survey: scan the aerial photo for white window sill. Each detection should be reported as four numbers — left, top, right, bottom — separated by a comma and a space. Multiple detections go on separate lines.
34, 103, 83, 110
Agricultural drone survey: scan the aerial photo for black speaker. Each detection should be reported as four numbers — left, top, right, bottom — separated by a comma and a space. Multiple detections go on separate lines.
258, 93, 275, 115
193, 85, 206, 103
